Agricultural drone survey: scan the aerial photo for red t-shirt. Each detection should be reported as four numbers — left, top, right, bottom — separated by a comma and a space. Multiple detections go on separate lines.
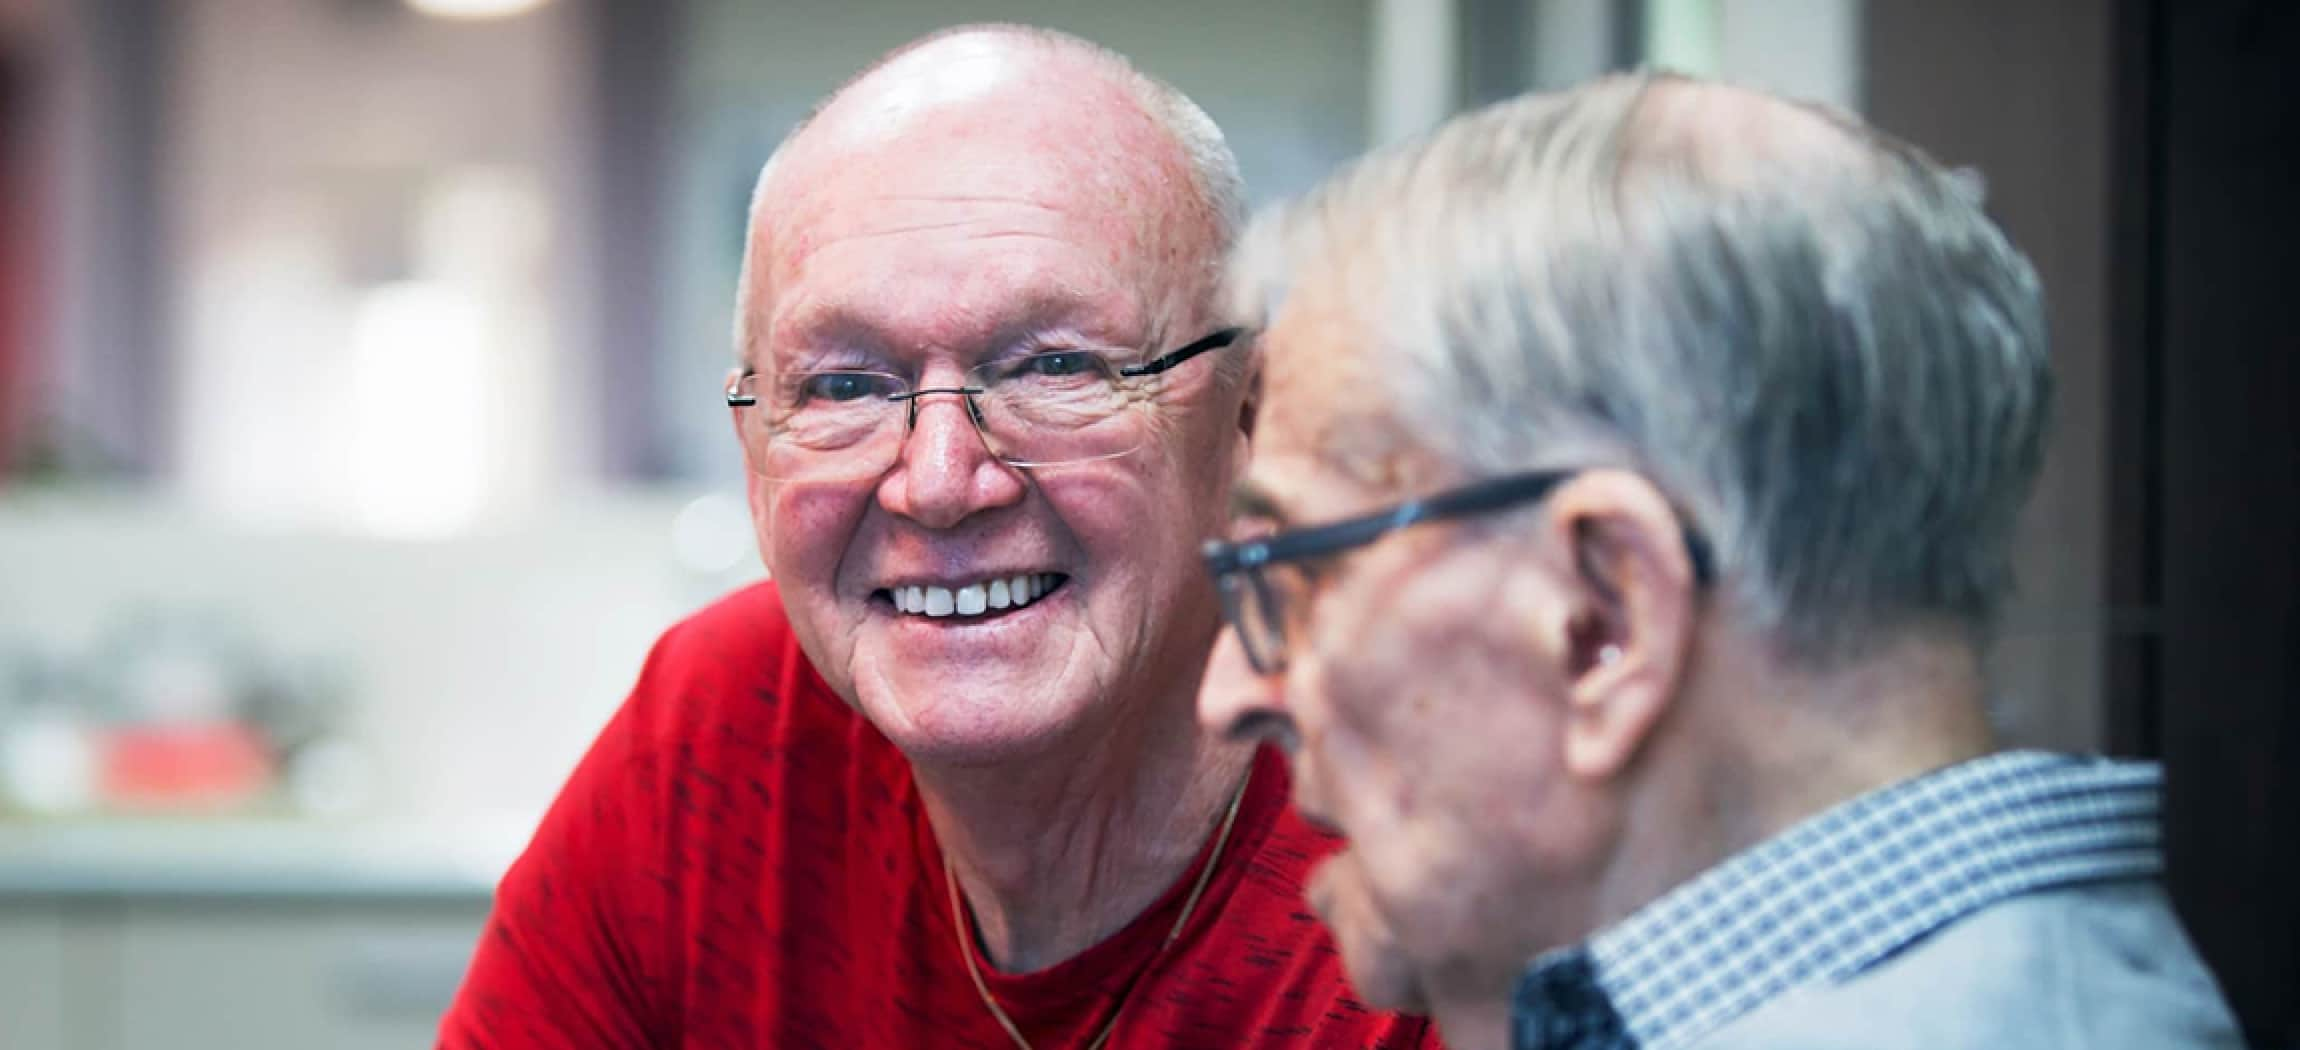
440, 581, 1437, 1049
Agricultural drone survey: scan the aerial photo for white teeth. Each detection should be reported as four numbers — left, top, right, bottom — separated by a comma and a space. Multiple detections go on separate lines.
891, 574, 1059, 617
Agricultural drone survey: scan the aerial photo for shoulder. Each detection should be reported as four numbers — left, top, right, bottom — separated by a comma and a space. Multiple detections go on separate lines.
580, 580, 895, 839
619, 579, 856, 748
592, 579, 910, 922
449, 583, 900, 1041
1698, 880, 2244, 1050
636, 579, 822, 706
1159, 749, 1439, 1046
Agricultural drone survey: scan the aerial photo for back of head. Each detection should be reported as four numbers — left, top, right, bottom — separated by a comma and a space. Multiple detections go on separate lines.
1232, 73, 2052, 666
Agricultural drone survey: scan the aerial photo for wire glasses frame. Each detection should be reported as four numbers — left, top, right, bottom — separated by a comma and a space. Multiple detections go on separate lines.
1200, 469, 1717, 675
725, 327, 1246, 480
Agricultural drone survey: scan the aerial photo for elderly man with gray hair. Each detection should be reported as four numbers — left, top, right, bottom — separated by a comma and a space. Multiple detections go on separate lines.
1199, 73, 2244, 1049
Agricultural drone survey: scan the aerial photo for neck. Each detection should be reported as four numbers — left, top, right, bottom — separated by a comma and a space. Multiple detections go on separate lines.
1405, 624, 1998, 1042
1591, 624, 1998, 933
1428, 996, 1513, 1050
917, 685, 1255, 973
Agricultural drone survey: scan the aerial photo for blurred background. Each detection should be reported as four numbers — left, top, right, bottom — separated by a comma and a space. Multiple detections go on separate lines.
0, 0, 2290, 1047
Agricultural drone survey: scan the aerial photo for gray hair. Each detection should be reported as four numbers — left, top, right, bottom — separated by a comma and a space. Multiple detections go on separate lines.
1230, 73, 2052, 664
731, 25, 1248, 377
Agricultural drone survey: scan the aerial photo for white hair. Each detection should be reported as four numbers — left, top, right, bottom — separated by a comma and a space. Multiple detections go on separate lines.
1231, 73, 2054, 666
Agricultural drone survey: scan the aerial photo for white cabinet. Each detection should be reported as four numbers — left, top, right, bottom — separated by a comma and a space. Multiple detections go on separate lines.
0, 896, 490, 1050
0, 907, 70, 1048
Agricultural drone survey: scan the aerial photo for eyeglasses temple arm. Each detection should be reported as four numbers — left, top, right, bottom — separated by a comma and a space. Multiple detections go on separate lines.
1119, 327, 1247, 378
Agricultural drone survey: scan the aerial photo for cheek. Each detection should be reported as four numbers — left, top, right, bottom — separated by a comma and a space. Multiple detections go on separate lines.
1142, 391, 1244, 511
1036, 453, 1221, 595
1033, 470, 1135, 551
1291, 652, 1419, 837
1308, 574, 1548, 842
1305, 593, 1438, 756
1307, 853, 1424, 1010
762, 480, 871, 586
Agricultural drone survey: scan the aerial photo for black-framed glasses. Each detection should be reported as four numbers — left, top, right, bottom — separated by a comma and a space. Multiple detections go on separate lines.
1200, 470, 1716, 675
727, 328, 1245, 482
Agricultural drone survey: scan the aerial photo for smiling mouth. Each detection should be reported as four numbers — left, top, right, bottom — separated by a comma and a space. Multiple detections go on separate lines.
873, 573, 1070, 621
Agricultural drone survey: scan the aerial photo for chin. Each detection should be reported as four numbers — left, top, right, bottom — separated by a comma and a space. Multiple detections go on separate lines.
1340, 950, 1429, 1014
1308, 852, 1428, 1012
852, 667, 1094, 767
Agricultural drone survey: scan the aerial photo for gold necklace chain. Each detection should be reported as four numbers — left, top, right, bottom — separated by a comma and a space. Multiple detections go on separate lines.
947, 764, 1254, 1050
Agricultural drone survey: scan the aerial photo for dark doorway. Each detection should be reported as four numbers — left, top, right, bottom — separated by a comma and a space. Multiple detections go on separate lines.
2110, 2, 2299, 1046
1871, 2, 2297, 1045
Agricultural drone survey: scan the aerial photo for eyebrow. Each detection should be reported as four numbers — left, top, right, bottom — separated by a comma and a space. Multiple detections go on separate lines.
773, 290, 1138, 363
1229, 478, 1290, 526
766, 306, 895, 364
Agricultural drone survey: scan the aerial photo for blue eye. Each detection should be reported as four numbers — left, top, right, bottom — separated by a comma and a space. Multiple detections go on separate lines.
1039, 349, 1090, 374
1021, 351, 1099, 378
797, 371, 897, 403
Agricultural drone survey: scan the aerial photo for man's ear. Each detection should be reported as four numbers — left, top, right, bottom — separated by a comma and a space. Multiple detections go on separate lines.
1535, 469, 1703, 782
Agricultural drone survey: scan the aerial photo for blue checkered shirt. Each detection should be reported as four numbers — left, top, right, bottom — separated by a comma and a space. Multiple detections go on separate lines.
1510, 751, 2167, 1050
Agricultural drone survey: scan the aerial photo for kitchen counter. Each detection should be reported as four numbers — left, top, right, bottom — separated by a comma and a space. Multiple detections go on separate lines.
0, 819, 507, 1050
0, 817, 524, 900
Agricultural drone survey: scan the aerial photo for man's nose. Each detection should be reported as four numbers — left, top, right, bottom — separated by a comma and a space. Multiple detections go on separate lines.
876, 391, 1026, 529
1199, 628, 1296, 747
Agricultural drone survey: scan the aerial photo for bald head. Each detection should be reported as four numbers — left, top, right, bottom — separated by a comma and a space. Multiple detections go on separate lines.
733, 26, 1244, 368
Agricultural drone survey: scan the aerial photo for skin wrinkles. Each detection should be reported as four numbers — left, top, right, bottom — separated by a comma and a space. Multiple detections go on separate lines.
1204, 267, 1609, 1019
1219, 476, 1566, 1028
776, 196, 1079, 262
740, 147, 1204, 376
823, 222, 1076, 246
1201, 80, 2018, 1050
766, 250, 1140, 377
735, 29, 1252, 973
758, 179, 1164, 371
882, 193, 1069, 208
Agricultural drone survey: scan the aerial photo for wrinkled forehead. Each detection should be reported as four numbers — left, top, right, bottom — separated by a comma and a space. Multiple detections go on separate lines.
1249, 260, 1427, 504
750, 59, 1211, 361
768, 136, 1150, 289
756, 159, 1160, 368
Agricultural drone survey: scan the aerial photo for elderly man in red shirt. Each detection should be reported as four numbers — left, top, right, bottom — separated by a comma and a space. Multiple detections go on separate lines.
438, 24, 1434, 1050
